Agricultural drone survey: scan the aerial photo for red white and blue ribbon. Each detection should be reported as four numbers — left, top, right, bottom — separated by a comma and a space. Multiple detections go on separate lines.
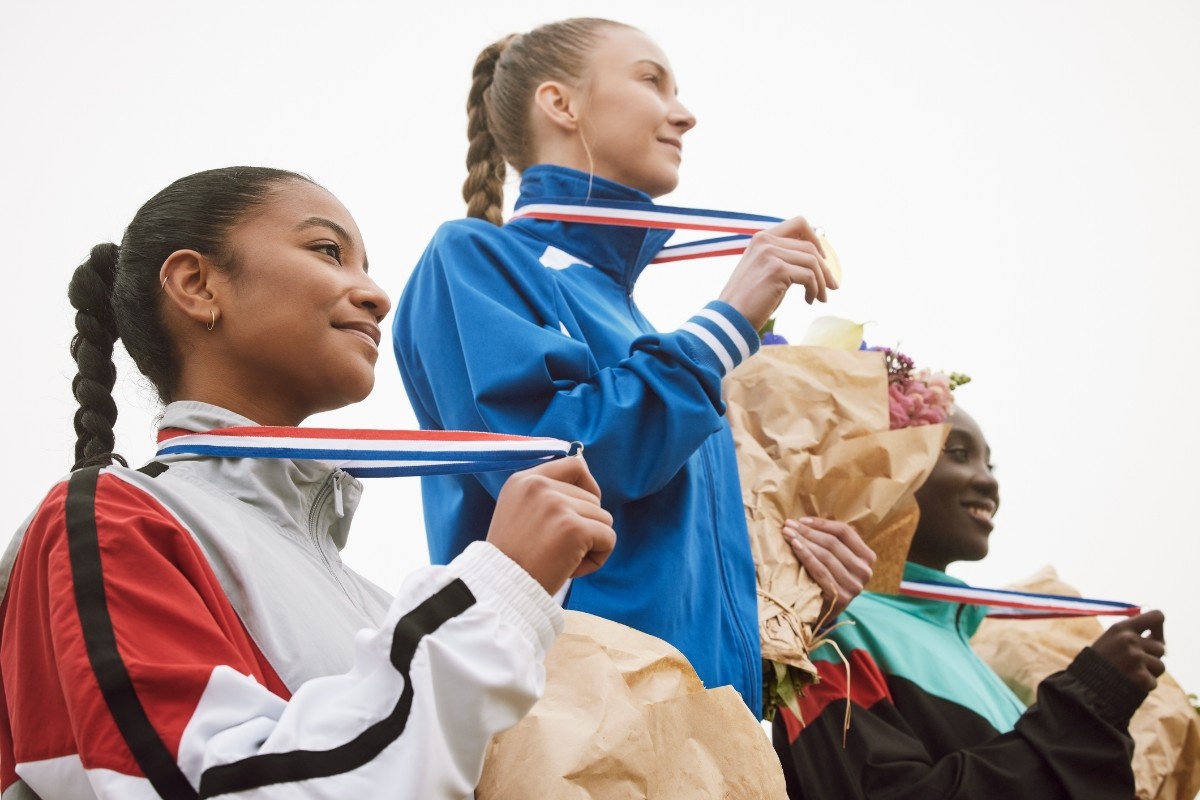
899, 579, 1141, 619
509, 199, 782, 263
157, 427, 579, 478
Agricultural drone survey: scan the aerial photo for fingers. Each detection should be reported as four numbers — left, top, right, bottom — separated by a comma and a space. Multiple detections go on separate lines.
782, 518, 876, 622
766, 215, 822, 251
1091, 609, 1169, 692
784, 518, 874, 592
763, 215, 841, 295
718, 215, 840, 328
802, 517, 877, 567
784, 522, 838, 599
1141, 609, 1165, 644
751, 233, 826, 305
1110, 609, 1166, 644
523, 453, 603, 502
488, 455, 616, 595
570, 518, 618, 579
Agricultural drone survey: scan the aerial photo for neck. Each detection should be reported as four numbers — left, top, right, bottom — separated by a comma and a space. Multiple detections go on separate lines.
174, 365, 310, 427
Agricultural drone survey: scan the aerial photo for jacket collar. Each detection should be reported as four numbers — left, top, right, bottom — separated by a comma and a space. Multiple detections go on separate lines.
155, 401, 362, 550
867, 561, 990, 638
509, 164, 675, 288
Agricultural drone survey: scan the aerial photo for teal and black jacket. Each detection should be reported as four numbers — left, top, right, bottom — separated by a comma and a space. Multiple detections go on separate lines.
774, 562, 1145, 799
392, 165, 763, 713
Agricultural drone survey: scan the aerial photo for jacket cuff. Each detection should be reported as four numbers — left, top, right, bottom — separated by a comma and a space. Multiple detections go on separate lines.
1066, 646, 1147, 729
677, 301, 761, 377
448, 541, 564, 657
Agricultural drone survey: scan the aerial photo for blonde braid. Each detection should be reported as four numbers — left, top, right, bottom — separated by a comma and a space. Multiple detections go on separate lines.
463, 36, 515, 226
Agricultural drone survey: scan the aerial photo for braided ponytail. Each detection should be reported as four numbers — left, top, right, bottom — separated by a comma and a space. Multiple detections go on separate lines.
68, 243, 127, 469
464, 36, 516, 225
462, 19, 628, 225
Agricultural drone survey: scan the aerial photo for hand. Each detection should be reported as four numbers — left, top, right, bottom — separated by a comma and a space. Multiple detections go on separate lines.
487, 456, 616, 595
1089, 610, 1167, 693
717, 216, 840, 331
783, 517, 876, 623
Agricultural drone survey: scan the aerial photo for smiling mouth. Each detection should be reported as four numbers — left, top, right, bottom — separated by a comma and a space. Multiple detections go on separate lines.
336, 325, 380, 350
963, 502, 995, 525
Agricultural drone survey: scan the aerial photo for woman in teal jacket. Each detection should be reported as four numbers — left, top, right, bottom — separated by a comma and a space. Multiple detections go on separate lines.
392, 18, 853, 714
773, 408, 1167, 798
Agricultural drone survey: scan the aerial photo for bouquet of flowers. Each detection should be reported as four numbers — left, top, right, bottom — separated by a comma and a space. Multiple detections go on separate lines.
877, 345, 970, 430
724, 317, 962, 720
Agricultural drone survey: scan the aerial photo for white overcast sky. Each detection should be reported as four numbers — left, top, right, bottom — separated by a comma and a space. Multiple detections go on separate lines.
3, 1, 1198, 697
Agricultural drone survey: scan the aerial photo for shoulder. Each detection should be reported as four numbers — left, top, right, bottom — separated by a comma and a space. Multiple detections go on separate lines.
5, 467, 187, 591
425, 217, 529, 257
408, 218, 552, 295
23, 467, 182, 545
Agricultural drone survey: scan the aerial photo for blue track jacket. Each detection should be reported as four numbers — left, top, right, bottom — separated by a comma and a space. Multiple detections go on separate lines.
393, 165, 763, 712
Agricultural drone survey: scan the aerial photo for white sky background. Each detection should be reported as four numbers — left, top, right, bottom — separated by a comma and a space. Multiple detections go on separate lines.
3, 1, 1198, 699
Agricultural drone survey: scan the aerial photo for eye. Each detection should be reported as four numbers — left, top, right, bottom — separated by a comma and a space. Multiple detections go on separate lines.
942, 446, 970, 463
643, 73, 661, 85
313, 242, 343, 263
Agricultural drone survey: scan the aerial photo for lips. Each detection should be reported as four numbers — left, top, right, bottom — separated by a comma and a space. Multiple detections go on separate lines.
658, 137, 682, 154
335, 321, 381, 349
962, 499, 996, 527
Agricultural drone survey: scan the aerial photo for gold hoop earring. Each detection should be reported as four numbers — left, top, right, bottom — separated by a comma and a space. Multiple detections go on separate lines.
207, 310, 216, 332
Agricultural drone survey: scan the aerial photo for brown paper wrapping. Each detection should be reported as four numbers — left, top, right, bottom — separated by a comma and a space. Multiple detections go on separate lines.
723, 345, 947, 702
971, 567, 1200, 800
477, 611, 787, 799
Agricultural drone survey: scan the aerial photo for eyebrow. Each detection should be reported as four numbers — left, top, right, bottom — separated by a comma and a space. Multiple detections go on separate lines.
296, 216, 370, 272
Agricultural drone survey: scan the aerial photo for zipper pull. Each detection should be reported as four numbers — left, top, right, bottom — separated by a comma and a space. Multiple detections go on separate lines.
332, 473, 345, 518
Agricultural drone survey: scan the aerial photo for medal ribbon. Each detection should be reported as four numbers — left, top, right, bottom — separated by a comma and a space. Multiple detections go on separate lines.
157, 427, 579, 478
509, 199, 783, 263
899, 578, 1141, 619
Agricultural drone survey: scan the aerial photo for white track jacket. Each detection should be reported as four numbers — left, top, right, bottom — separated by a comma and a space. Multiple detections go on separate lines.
0, 402, 563, 799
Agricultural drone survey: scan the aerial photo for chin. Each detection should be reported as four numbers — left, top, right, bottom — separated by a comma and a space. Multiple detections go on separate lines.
330, 373, 377, 410
624, 166, 680, 199
647, 172, 680, 198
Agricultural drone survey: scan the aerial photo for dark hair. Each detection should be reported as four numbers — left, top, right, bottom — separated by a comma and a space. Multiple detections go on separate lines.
68, 166, 313, 469
464, 18, 629, 225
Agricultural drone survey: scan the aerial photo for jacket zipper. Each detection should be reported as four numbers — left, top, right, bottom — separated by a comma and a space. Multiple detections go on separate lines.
307, 470, 353, 603
700, 443, 760, 704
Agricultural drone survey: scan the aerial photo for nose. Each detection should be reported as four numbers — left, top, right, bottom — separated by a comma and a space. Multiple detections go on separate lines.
670, 97, 696, 133
352, 273, 392, 323
970, 460, 1000, 507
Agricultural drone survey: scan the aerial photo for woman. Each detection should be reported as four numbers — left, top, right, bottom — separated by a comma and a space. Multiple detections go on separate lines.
0, 166, 616, 799
773, 407, 1167, 798
392, 18, 866, 716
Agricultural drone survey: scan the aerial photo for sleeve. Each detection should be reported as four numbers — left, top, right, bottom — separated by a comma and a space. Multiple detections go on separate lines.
394, 222, 760, 507
772, 646, 1143, 800
3, 469, 562, 800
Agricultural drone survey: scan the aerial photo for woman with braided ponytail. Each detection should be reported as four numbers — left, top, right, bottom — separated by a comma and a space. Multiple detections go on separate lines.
1, 167, 616, 799
394, 18, 872, 717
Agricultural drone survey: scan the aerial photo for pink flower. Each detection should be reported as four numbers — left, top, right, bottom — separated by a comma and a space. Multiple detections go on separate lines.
885, 368, 957, 429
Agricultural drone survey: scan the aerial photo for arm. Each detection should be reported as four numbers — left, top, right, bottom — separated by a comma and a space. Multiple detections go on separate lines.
774, 635, 1145, 799
395, 222, 760, 506
3, 468, 593, 799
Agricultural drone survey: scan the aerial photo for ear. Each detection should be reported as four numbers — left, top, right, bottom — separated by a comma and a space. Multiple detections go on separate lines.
532, 80, 583, 133
159, 250, 225, 329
